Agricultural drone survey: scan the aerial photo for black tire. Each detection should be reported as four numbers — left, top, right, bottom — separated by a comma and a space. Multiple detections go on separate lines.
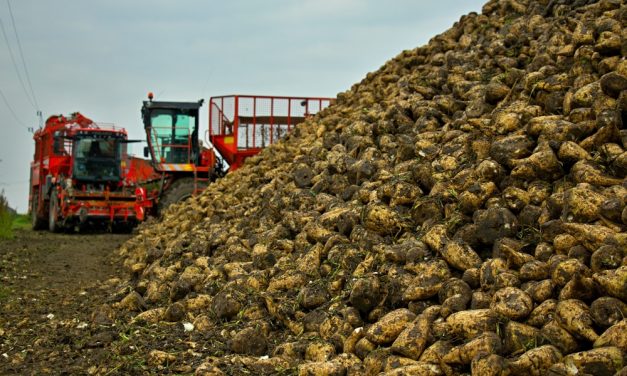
48, 193, 62, 233
158, 178, 195, 213
31, 197, 47, 231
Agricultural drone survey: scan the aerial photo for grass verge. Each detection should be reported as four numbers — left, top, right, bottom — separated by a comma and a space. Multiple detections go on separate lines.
0, 191, 28, 239
0, 206, 12, 240
11, 214, 31, 231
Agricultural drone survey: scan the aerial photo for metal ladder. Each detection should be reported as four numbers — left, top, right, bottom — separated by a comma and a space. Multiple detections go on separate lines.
192, 166, 211, 196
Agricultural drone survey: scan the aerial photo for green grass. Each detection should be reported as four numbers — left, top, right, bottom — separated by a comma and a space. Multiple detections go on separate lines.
0, 208, 12, 239
0, 190, 29, 239
11, 214, 31, 231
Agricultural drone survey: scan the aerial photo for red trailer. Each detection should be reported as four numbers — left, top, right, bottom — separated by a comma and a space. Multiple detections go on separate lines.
29, 112, 152, 232
208, 95, 333, 170
141, 94, 333, 211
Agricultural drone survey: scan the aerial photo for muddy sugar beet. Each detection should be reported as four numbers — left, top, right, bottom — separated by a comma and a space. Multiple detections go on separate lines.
115, 0, 626, 374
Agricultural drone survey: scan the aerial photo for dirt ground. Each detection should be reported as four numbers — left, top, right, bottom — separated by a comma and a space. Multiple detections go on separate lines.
0, 229, 295, 376
0, 229, 133, 375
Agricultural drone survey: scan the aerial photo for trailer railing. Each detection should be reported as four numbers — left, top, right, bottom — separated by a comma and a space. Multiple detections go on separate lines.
209, 95, 333, 170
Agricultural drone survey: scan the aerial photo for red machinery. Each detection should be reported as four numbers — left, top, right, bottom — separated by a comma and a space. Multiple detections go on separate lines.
29, 112, 152, 232
209, 95, 333, 170
141, 94, 334, 211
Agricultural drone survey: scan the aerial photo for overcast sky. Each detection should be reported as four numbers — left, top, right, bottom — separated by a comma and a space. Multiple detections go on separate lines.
0, 0, 484, 212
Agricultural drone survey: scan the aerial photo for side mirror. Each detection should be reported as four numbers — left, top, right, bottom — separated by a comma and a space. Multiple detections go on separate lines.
143, 146, 149, 158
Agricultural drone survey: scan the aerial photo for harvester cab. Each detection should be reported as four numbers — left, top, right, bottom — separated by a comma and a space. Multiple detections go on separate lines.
140, 93, 219, 211
73, 133, 124, 182
142, 93, 203, 168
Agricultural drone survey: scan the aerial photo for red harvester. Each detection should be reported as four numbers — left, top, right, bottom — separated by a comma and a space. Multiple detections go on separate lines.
29, 112, 152, 232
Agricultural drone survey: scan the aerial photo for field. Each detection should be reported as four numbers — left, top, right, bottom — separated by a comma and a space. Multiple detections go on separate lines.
0, 229, 133, 375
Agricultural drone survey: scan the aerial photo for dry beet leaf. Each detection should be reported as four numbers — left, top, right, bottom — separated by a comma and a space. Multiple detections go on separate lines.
112, 0, 626, 374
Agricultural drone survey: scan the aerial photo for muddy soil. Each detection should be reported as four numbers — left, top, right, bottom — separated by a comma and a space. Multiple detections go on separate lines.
0, 230, 132, 375
0, 229, 252, 376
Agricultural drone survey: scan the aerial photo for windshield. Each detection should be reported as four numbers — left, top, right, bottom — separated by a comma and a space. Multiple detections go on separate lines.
72, 137, 122, 182
148, 110, 196, 164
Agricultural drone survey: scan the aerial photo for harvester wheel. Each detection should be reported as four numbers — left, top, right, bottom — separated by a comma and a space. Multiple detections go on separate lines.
48, 194, 62, 233
158, 178, 195, 214
30, 198, 46, 230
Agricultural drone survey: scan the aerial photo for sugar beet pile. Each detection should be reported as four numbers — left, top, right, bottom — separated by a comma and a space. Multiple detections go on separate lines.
117, 0, 627, 374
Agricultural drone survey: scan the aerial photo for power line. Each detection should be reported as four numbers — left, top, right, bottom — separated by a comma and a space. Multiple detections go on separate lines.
0, 7, 36, 109
6, 0, 39, 109
0, 86, 28, 128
